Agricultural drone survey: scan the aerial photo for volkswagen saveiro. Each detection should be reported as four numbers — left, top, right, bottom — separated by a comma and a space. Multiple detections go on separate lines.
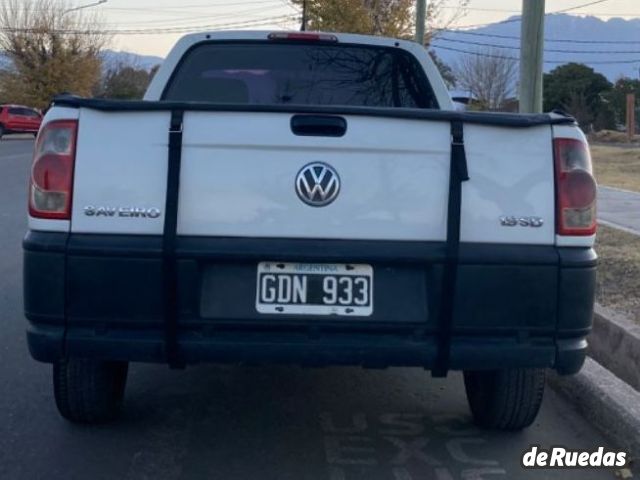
24, 31, 597, 428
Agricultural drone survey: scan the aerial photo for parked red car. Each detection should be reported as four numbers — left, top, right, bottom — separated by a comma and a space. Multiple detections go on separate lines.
0, 105, 42, 138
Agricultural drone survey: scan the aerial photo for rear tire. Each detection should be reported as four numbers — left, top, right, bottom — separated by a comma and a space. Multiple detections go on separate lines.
0, 124, 4, 139
53, 358, 129, 423
463, 368, 545, 430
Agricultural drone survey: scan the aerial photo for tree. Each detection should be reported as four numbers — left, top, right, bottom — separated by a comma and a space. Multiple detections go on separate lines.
454, 49, 517, 110
0, 0, 108, 109
98, 64, 159, 100
290, 0, 468, 43
294, 0, 413, 37
543, 63, 614, 131
429, 50, 455, 88
605, 77, 640, 127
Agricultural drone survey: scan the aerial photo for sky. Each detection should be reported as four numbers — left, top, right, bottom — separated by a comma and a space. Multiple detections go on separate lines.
41, 0, 640, 56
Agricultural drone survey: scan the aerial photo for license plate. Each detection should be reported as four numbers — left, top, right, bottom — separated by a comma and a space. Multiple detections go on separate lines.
255, 262, 373, 316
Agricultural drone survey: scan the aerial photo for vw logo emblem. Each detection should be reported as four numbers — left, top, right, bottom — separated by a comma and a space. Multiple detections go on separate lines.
295, 162, 340, 207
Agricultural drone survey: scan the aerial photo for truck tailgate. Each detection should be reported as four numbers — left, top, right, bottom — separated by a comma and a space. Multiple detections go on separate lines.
71, 108, 555, 244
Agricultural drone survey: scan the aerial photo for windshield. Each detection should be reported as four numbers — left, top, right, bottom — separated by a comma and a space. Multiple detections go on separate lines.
163, 42, 438, 109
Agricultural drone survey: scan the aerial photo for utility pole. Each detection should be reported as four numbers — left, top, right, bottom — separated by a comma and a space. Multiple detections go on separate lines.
519, 0, 545, 113
627, 93, 636, 143
415, 0, 426, 45
301, 0, 307, 31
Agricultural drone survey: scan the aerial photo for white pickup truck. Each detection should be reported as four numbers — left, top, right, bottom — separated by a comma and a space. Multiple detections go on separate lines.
24, 31, 597, 429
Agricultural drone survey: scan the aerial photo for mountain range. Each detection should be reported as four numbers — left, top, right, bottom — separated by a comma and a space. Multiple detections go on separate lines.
100, 50, 164, 72
0, 50, 163, 73
431, 13, 640, 81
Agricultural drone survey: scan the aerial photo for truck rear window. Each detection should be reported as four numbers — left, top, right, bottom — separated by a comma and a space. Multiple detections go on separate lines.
163, 42, 438, 109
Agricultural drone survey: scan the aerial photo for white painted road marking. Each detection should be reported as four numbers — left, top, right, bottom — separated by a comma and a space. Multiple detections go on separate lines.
320, 412, 507, 479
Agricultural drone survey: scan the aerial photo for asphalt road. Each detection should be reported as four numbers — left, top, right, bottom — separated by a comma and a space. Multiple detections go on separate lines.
0, 138, 620, 480
598, 186, 640, 236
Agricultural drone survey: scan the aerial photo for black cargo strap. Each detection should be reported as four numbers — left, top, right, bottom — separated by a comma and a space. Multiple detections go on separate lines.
162, 110, 185, 368
433, 121, 470, 378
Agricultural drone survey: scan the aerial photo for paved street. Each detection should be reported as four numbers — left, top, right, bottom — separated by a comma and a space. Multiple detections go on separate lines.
598, 186, 640, 236
0, 138, 619, 480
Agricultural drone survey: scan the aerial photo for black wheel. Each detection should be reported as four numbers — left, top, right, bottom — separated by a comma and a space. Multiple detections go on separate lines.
0, 124, 4, 139
53, 358, 129, 423
463, 368, 545, 431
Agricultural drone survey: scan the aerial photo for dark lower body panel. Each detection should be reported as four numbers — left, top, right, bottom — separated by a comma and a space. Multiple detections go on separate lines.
23, 231, 597, 375
2, 128, 38, 135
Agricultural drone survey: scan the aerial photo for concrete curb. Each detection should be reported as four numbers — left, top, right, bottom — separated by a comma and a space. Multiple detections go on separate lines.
548, 358, 640, 459
588, 304, 640, 392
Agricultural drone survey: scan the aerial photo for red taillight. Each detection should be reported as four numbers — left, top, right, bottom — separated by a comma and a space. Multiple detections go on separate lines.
554, 138, 597, 236
29, 120, 78, 220
268, 32, 338, 42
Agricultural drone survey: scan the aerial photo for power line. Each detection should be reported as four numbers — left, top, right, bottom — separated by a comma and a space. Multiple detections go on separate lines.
440, 6, 520, 14
104, 0, 284, 10
434, 37, 640, 55
0, 14, 299, 35
100, 4, 289, 27
431, 44, 640, 65
440, 4, 637, 17
451, 0, 614, 30
433, 45, 519, 60
435, 29, 640, 45
553, 0, 611, 14
0, 0, 292, 24
105, 15, 299, 34
0, 0, 282, 10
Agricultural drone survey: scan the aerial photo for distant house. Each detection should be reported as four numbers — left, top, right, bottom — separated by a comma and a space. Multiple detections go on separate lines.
448, 90, 520, 113
449, 90, 474, 111
500, 98, 519, 113
449, 90, 474, 104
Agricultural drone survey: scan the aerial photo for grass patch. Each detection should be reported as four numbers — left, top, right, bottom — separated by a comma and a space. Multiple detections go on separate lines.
591, 145, 640, 192
589, 129, 639, 144
595, 225, 640, 324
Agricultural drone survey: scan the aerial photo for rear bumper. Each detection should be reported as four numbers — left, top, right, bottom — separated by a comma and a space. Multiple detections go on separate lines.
27, 324, 587, 374
24, 231, 597, 374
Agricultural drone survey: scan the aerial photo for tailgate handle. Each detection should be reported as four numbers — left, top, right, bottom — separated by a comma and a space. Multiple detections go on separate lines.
290, 115, 347, 137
